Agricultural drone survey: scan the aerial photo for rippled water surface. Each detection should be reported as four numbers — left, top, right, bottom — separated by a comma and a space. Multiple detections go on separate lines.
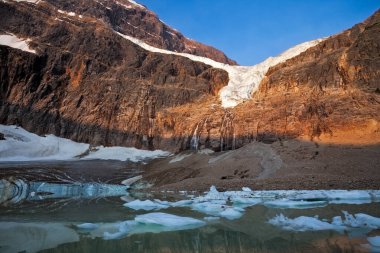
1, 161, 380, 253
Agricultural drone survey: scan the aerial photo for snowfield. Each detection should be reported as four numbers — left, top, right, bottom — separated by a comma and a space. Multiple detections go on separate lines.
116, 32, 324, 107
0, 125, 170, 162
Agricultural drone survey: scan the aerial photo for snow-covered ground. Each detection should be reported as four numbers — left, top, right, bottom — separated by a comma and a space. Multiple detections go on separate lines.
0, 125, 169, 162
0, 34, 36, 54
116, 32, 324, 107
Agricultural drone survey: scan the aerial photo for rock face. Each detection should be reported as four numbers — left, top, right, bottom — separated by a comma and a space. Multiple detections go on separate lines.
0, 1, 379, 152
4, 0, 236, 65
0, 0, 228, 149
143, 9, 380, 151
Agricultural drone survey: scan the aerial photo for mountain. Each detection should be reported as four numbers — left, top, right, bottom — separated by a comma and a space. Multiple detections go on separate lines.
0, 0, 379, 152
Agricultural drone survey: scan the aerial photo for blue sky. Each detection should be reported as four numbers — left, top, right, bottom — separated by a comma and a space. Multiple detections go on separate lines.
137, 0, 379, 65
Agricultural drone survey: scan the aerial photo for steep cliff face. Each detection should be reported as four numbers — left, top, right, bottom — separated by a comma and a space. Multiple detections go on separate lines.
150, 10, 380, 151
0, 0, 228, 149
0, 0, 379, 152
1, 0, 236, 65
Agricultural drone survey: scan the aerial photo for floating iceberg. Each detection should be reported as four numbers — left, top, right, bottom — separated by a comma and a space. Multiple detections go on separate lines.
191, 201, 244, 220
135, 212, 205, 227
76, 223, 99, 230
331, 211, 380, 229
93, 212, 206, 240
123, 199, 169, 211
268, 214, 344, 232
192, 186, 380, 208
269, 211, 380, 232
264, 199, 327, 209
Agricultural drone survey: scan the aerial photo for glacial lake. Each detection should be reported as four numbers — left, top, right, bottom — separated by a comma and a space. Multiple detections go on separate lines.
1, 161, 380, 253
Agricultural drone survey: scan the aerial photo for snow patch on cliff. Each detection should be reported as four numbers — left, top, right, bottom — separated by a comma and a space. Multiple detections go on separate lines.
115, 0, 145, 10
0, 34, 36, 54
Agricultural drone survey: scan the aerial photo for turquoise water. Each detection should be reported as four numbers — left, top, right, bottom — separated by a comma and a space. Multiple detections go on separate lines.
1, 188, 380, 252
0, 163, 379, 253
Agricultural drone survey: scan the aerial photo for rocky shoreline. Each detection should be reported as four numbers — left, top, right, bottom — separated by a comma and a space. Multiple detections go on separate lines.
142, 139, 380, 192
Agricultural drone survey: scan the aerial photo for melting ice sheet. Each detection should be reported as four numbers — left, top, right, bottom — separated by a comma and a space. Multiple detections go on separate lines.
0, 125, 169, 162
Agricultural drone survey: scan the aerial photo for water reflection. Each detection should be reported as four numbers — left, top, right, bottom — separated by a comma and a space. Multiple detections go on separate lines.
0, 195, 379, 253
0, 179, 128, 204
0, 164, 379, 253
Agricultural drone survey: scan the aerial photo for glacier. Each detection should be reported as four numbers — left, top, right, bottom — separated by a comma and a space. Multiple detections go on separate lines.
116, 32, 324, 108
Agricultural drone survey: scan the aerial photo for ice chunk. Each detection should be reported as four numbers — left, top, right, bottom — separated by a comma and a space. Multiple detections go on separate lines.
191, 202, 227, 216
135, 212, 205, 227
123, 200, 169, 211
271, 212, 380, 232
170, 199, 193, 207
264, 199, 327, 209
290, 190, 374, 203
268, 214, 344, 232
220, 208, 244, 220
191, 202, 243, 220
242, 187, 253, 192
333, 211, 380, 229
98, 213, 205, 240
232, 196, 261, 208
